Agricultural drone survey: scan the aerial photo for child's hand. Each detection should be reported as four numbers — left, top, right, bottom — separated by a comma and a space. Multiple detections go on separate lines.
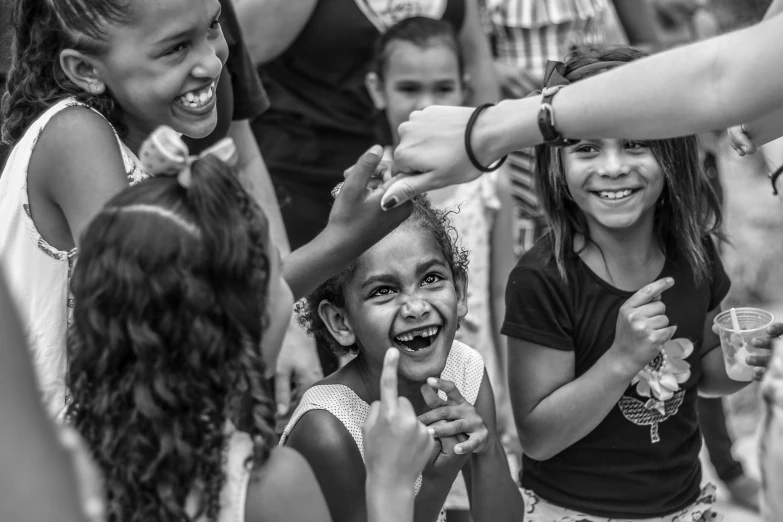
611, 278, 678, 373
418, 377, 490, 455
748, 322, 783, 381
329, 146, 412, 251
727, 125, 756, 156
363, 348, 436, 486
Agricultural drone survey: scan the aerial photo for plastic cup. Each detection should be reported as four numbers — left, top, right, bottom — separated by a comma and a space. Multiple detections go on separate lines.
714, 308, 774, 381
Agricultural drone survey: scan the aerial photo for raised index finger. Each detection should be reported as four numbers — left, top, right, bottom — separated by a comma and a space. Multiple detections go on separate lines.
380, 348, 401, 414
625, 278, 675, 308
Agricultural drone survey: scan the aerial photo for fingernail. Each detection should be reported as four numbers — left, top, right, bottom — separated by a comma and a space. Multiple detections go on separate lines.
742, 146, 749, 154
428, 427, 435, 436
368, 144, 383, 157
381, 196, 399, 211
454, 446, 463, 454
666, 277, 674, 284
277, 404, 288, 416
427, 377, 438, 386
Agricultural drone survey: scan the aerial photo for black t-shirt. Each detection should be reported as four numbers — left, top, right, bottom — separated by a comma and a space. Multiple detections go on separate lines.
183, 0, 269, 154
502, 238, 730, 518
0, 0, 10, 79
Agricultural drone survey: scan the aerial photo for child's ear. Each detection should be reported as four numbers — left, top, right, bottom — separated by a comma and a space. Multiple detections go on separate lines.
455, 272, 469, 320
318, 300, 356, 347
59, 49, 106, 96
365, 72, 387, 111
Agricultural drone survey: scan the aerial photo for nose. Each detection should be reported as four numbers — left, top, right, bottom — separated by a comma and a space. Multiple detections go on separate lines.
414, 92, 436, 111
191, 37, 227, 79
401, 294, 432, 319
598, 149, 630, 178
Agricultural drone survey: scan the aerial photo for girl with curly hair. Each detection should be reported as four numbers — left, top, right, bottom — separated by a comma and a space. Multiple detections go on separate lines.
283, 195, 523, 522
0, 0, 411, 420
501, 45, 769, 522
66, 132, 433, 522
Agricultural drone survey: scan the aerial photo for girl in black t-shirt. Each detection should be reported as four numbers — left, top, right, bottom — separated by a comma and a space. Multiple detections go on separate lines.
502, 45, 771, 521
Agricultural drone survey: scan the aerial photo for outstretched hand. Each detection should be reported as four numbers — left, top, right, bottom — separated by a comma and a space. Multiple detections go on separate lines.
363, 348, 436, 486
382, 106, 487, 210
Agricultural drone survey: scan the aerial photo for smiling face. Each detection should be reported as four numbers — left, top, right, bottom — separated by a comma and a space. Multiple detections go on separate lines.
332, 224, 467, 383
367, 39, 465, 146
91, 0, 228, 142
561, 139, 665, 234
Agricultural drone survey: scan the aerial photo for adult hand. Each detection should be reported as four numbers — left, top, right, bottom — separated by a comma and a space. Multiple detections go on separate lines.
727, 125, 757, 157
363, 348, 436, 486
275, 318, 323, 417
493, 61, 540, 99
383, 106, 487, 210
748, 322, 783, 381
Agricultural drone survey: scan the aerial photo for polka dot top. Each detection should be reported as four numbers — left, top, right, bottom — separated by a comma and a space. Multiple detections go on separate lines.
280, 340, 485, 496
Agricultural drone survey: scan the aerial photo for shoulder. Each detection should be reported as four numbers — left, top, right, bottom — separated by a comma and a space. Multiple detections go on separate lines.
506, 240, 569, 300
246, 446, 331, 522
286, 407, 363, 459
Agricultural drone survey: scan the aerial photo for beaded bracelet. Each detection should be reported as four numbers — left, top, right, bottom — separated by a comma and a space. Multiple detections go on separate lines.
464, 103, 508, 172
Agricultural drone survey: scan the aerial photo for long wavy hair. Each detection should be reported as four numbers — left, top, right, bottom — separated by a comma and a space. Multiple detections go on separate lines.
535, 45, 724, 285
66, 155, 277, 522
1, 0, 129, 149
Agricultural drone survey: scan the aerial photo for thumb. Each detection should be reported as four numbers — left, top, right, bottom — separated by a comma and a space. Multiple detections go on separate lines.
380, 173, 433, 211
274, 372, 292, 417
420, 382, 445, 409
342, 145, 384, 197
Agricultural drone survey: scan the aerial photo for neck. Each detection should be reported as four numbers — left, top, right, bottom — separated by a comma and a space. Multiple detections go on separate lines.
122, 117, 156, 156
354, 354, 427, 410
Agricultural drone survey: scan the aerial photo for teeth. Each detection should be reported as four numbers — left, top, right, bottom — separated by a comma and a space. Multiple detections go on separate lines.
395, 326, 439, 343
176, 81, 216, 109
598, 189, 633, 200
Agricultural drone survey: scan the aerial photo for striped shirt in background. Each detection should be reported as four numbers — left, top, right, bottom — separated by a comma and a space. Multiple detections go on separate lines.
479, 0, 615, 255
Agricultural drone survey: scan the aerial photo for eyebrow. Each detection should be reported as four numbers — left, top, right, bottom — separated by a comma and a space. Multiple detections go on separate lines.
359, 257, 449, 290
154, 5, 222, 46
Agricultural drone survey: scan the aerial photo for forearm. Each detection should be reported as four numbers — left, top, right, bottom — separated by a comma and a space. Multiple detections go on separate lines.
742, 105, 783, 147
414, 471, 458, 522
461, 0, 500, 105
518, 351, 638, 460
699, 346, 751, 397
477, 17, 783, 162
465, 439, 524, 521
367, 478, 415, 522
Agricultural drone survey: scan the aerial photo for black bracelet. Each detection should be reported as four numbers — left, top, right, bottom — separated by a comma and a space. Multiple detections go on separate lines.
771, 165, 783, 196
464, 103, 507, 173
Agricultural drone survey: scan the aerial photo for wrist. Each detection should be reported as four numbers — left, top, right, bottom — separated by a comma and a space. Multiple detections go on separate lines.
366, 475, 415, 519
606, 344, 646, 381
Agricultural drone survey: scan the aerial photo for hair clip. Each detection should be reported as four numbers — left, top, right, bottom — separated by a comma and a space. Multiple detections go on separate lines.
139, 126, 238, 188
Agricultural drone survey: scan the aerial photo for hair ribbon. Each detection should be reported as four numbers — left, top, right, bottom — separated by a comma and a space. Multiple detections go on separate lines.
139, 126, 238, 187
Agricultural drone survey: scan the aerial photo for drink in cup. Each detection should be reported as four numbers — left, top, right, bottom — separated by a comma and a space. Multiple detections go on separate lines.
713, 307, 774, 381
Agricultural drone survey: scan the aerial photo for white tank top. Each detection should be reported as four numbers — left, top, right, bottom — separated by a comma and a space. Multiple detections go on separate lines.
280, 341, 485, 495
0, 98, 148, 419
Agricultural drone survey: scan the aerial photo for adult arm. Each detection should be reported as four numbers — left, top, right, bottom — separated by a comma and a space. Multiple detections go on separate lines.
387, 14, 783, 207
228, 119, 291, 254
0, 271, 87, 522
460, 0, 500, 105
29, 107, 128, 250
233, 0, 317, 65
462, 371, 524, 521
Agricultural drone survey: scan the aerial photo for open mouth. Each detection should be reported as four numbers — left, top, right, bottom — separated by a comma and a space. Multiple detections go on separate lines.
393, 326, 441, 353
591, 188, 641, 201
175, 80, 216, 109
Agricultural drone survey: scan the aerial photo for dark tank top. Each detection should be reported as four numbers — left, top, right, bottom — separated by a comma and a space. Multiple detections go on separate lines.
253, 0, 466, 183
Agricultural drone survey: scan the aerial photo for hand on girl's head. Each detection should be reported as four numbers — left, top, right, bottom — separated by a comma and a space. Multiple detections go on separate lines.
418, 377, 490, 456
363, 348, 436, 483
726, 125, 756, 156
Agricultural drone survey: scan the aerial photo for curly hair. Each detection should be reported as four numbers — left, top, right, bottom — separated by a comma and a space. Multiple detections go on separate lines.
297, 195, 470, 357
66, 155, 277, 522
534, 45, 724, 285
1, 0, 129, 149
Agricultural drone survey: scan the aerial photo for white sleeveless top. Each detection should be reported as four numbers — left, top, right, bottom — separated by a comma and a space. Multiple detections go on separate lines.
0, 98, 148, 419
280, 341, 484, 496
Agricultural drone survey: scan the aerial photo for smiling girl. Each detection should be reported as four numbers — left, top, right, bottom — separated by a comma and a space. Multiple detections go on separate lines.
0, 0, 227, 418
283, 195, 522, 522
502, 46, 769, 522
